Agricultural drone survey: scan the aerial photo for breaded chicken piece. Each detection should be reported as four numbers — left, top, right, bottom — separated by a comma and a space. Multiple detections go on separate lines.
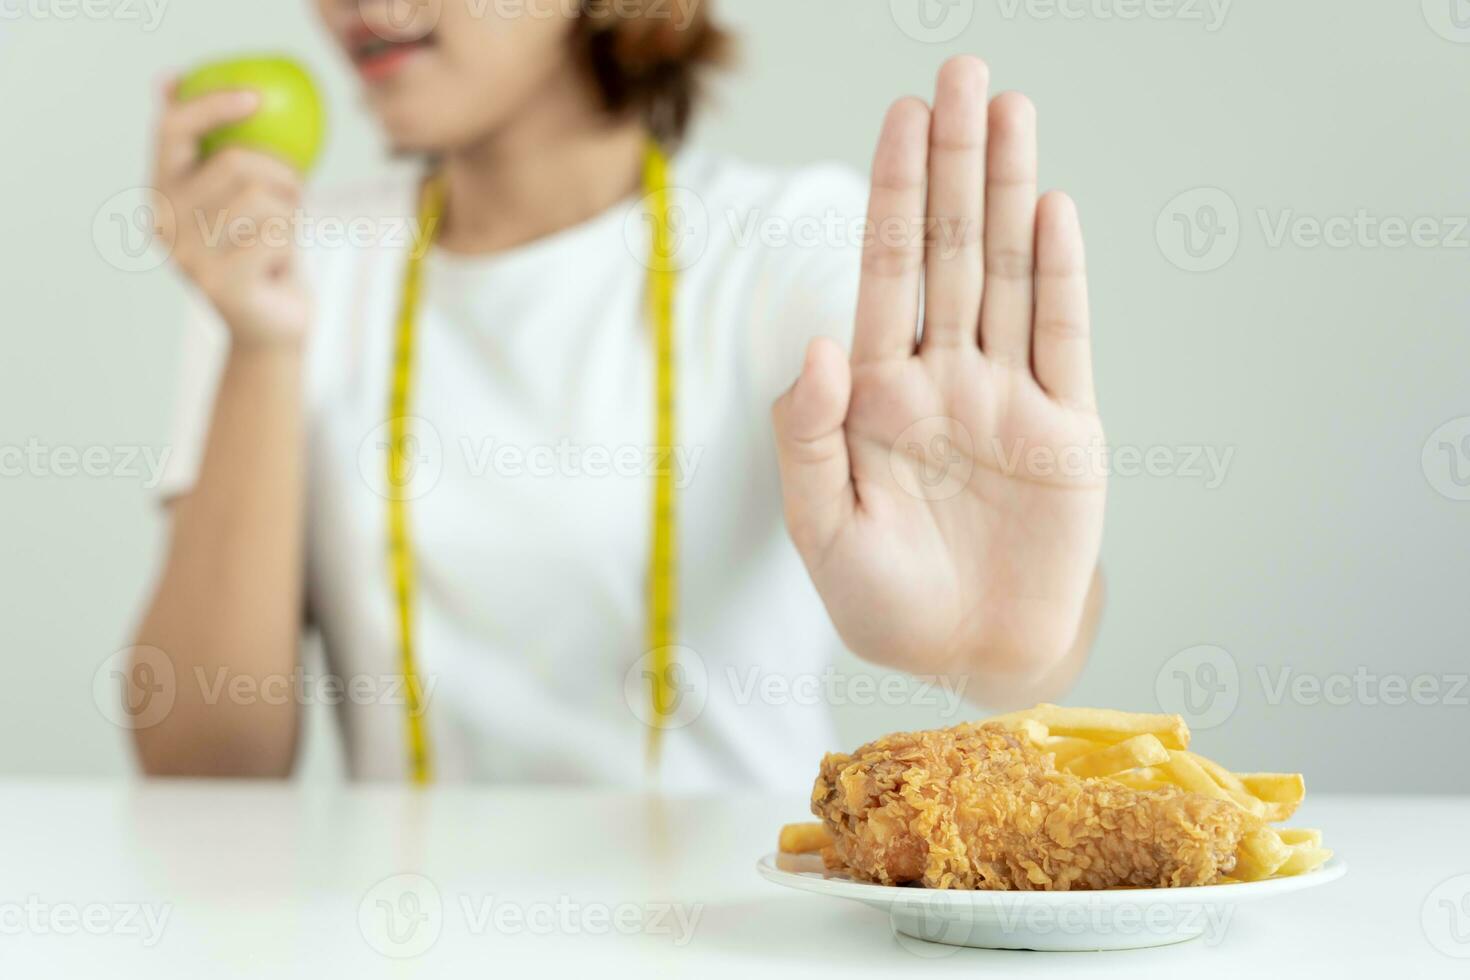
812, 722, 1256, 890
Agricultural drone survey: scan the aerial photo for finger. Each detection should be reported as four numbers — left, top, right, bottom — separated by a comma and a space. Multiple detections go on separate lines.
155, 89, 261, 182
1031, 191, 1095, 410
978, 92, 1039, 367
852, 98, 931, 364
772, 337, 856, 561
185, 147, 303, 211
197, 186, 298, 257
920, 56, 989, 352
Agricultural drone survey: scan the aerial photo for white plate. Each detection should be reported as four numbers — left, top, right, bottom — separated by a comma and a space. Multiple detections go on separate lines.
757, 852, 1346, 951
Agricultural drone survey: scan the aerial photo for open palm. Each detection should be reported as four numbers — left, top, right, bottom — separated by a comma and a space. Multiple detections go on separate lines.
774, 57, 1105, 684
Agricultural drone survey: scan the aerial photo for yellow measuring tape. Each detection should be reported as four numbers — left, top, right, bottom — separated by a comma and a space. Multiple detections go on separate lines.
386, 141, 680, 783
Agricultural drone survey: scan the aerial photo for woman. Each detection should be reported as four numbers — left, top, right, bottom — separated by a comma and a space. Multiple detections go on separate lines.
133, 0, 1106, 790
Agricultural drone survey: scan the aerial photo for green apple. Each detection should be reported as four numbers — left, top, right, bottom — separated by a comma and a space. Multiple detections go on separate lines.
177, 56, 325, 174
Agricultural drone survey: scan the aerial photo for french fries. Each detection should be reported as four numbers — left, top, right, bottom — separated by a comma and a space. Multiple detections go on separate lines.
778, 822, 833, 855
1233, 827, 1293, 881
978, 704, 1332, 882
1065, 734, 1170, 778
989, 703, 1190, 751
1238, 772, 1306, 803
1106, 766, 1171, 792
1186, 751, 1268, 817
1158, 751, 1236, 804
1276, 844, 1333, 876
1037, 736, 1099, 767
775, 851, 827, 874
1276, 828, 1322, 848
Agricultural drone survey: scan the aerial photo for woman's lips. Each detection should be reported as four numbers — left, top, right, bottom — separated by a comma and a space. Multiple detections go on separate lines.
350, 31, 434, 83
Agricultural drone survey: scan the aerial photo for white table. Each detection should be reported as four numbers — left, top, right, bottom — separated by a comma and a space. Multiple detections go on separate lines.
0, 782, 1462, 977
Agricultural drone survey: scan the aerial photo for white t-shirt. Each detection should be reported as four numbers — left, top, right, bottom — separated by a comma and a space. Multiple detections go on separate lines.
161, 148, 869, 792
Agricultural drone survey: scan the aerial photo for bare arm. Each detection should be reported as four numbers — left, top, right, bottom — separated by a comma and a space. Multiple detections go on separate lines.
128, 83, 312, 776
132, 345, 305, 776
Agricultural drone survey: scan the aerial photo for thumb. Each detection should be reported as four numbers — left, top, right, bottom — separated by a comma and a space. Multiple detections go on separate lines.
772, 336, 855, 561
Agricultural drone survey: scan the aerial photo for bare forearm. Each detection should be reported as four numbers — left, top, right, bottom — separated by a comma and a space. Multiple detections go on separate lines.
131, 343, 305, 776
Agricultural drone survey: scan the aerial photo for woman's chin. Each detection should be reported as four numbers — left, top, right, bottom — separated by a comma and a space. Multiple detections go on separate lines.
370, 109, 452, 158
368, 99, 493, 159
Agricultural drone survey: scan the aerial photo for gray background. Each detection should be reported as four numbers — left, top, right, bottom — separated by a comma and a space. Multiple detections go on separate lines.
1, 0, 1466, 789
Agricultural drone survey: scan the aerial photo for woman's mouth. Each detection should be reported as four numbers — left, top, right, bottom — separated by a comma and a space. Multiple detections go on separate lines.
350, 28, 435, 83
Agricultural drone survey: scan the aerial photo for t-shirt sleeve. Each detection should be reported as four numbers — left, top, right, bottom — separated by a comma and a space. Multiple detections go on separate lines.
155, 286, 231, 501
745, 164, 870, 409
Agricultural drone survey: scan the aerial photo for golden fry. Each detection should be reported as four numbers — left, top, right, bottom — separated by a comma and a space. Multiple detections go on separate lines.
991, 703, 1190, 750
1009, 718, 1050, 744
1159, 752, 1234, 802
1066, 734, 1170, 778
1185, 752, 1267, 817
775, 851, 827, 874
778, 822, 832, 855
1040, 736, 1099, 766
1238, 772, 1306, 804
1233, 826, 1293, 881
1276, 844, 1333, 876
1276, 828, 1322, 848
1106, 767, 1171, 792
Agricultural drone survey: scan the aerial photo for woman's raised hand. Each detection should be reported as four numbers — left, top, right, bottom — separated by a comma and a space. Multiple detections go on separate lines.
773, 56, 1106, 683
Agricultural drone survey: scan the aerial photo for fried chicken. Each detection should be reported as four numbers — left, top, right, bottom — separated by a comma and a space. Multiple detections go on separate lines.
811, 722, 1257, 890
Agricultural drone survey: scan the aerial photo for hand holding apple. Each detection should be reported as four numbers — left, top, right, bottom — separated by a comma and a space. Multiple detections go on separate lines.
176, 56, 325, 174
150, 62, 317, 345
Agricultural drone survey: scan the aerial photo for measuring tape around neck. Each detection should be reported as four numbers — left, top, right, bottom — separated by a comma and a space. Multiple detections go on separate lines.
386, 141, 681, 784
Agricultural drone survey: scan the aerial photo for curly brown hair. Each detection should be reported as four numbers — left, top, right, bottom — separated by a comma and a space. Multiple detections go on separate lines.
575, 0, 732, 145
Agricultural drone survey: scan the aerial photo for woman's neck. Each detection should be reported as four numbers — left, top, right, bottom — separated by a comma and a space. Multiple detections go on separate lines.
436, 91, 648, 256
